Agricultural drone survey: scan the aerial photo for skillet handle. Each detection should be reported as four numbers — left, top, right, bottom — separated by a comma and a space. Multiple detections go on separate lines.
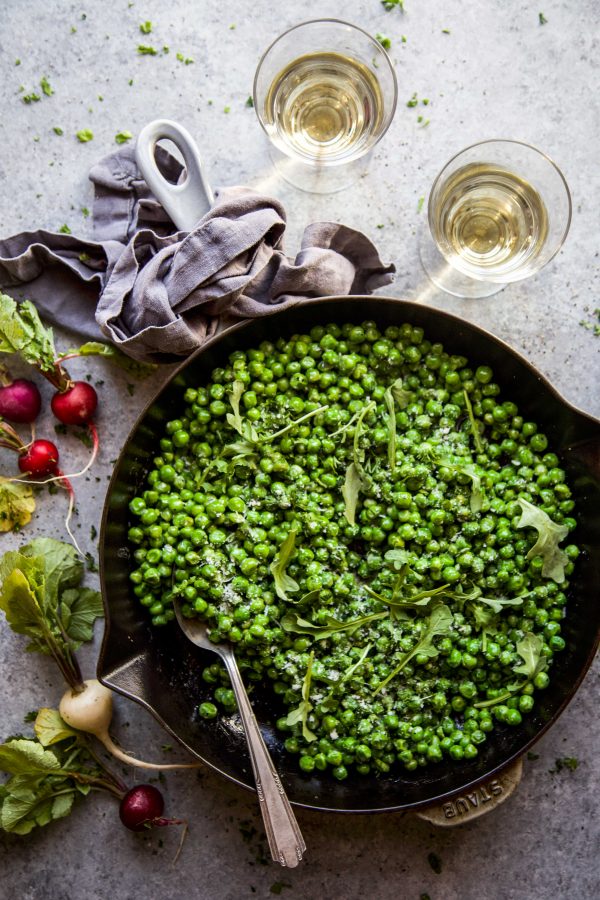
415, 757, 523, 827
135, 119, 214, 231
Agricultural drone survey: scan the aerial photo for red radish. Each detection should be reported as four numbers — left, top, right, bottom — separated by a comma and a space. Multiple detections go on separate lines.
51, 381, 98, 425
119, 784, 166, 831
0, 378, 42, 423
18, 439, 60, 477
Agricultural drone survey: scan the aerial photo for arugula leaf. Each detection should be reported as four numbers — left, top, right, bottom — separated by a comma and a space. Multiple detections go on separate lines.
0, 293, 56, 371
384, 549, 411, 571
227, 379, 244, 432
463, 389, 484, 454
390, 377, 411, 409
284, 651, 317, 742
339, 644, 372, 685
476, 595, 525, 614
367, 583, 451, 609
516, 499, 569, 583
474, 631, 549, 708
373, 604, 453, 693
281, 610, 388, 641
0, 479, 36, 532
342, 462, 362, 526
512, 632, 548, 681
460, 464, 484, 514
270, 528, 300, 603
433, 456, 484, 513
383, 379, 408, 472
353, 401, 375, 484
34, 709, 77, 747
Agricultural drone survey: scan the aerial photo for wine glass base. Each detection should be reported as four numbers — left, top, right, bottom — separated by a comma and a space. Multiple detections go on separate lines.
268, 144, 370, 194
419, 225, 506, 299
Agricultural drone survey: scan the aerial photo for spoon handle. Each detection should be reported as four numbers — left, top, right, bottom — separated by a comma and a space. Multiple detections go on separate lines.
222, 651, 306, 867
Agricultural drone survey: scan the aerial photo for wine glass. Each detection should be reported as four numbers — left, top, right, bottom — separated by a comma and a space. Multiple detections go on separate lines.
253, 19, 398, 193
419, 139, 572, 298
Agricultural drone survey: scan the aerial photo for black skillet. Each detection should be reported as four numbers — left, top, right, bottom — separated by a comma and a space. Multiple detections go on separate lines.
97, 296, 600, 813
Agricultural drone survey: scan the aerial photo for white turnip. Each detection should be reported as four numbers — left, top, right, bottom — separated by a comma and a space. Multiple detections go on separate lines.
59, 680, 201, 770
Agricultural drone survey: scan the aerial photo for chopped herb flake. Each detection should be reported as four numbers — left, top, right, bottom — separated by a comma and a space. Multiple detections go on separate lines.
376, 33, 392, 50
137, 44, 158, 55
539, 12, 548, 25
40, 76, 54, 97
245, 96, 254, 108
139, 21, 153, 34
58, 224, 72, 235
115, 130, 133, 144
551, 756, 578, 772
53, 126, 64, 136
23, 93, 41, 104
417, 195, 425, 213
76, 129, 94, 143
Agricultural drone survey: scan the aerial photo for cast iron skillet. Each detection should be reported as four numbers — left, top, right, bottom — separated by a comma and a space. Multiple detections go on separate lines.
97, 296, 600, 813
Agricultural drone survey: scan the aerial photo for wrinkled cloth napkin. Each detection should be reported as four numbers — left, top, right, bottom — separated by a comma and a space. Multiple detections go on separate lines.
0, 146, 395, 363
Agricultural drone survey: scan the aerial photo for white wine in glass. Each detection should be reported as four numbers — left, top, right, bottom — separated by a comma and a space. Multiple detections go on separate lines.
421, 140, 571, 298
263, 51, 384, 164
254, 20, 397, 192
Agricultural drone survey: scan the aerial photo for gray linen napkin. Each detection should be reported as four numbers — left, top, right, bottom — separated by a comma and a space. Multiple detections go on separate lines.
0, 147, 395, 363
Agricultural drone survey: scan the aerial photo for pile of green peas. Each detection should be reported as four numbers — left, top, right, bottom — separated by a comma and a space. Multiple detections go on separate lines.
128, 320, 578, 779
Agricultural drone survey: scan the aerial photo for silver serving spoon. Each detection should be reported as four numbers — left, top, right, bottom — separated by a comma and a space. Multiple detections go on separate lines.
172, 597, 306, 868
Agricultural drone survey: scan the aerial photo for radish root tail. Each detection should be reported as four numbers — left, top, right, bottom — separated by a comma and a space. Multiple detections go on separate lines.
98, 732, 202, 771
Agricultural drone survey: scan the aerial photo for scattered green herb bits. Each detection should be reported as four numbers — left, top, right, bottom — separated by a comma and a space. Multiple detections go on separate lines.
128, 321, 577, 778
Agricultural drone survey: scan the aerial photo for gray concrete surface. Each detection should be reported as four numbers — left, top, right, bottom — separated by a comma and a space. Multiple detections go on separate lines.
0, 1, 599, 898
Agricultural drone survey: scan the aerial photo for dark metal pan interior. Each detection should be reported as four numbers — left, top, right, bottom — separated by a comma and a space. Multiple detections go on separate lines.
98, 296, 600, 813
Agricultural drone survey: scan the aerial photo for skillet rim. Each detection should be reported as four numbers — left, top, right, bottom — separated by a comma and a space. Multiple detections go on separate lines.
97, 294, 600, 813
